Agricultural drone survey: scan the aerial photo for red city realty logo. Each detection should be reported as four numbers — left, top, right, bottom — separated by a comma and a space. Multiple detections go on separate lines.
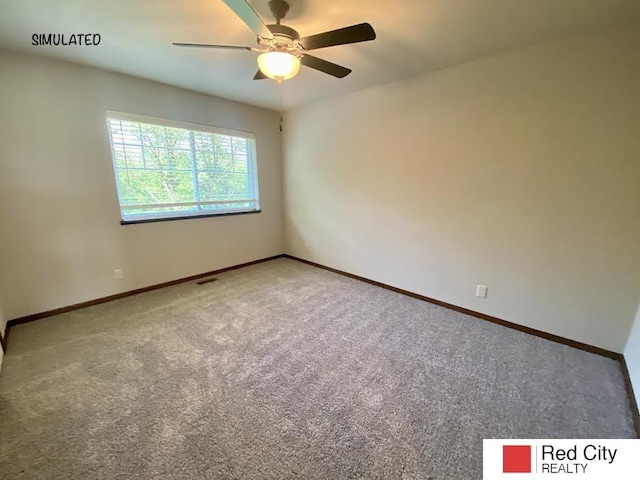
503, 445, 532, 473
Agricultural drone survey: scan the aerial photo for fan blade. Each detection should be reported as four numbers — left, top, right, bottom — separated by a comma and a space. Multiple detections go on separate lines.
221, 0, 274, 39
253, 70, 268, 80
301, 55, 352, 78
173, 43, 253, 51
300, 23, 376, 51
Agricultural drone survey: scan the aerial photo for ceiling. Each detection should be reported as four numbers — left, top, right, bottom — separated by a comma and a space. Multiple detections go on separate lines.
1, 0, 639, 110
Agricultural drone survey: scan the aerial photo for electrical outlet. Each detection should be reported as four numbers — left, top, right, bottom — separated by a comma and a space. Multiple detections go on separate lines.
476, 285, 488, 298
114, 269, 124, 280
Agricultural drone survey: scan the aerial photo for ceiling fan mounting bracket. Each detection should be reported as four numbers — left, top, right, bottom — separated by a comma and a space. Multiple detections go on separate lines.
268, 0, 290, 23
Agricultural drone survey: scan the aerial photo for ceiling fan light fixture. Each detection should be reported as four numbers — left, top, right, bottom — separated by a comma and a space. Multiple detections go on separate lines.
257, 51, 300, 82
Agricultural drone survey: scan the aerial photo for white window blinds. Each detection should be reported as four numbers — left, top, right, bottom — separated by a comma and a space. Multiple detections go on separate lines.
106, 112, 260, 222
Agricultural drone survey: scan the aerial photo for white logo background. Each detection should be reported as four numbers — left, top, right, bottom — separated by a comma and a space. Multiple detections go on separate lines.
483, 439, 640, 479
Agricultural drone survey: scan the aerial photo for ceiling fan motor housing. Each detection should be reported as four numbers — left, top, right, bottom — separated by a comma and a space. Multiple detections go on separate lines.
267, 24, 300, 41
260, 1, 301, 53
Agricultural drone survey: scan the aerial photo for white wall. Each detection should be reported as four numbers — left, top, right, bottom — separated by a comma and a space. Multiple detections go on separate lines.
283, 29, 640, 353
0, 50, 284, 320
625, 303, 640, 410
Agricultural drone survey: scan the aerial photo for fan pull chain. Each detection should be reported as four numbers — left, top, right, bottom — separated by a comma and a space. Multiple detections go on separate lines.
278, 82, 284, 132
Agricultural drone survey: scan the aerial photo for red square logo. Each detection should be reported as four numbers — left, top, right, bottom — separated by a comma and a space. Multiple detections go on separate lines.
503, 445, 531, 473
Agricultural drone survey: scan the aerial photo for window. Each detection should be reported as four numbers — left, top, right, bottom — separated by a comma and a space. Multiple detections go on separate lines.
106, 111, 260, 223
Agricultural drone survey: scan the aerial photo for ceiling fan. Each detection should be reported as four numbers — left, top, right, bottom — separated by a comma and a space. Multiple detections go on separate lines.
173, 0, 376, 82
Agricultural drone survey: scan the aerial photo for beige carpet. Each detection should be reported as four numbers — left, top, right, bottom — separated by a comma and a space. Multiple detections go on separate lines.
0, 258, 636, 479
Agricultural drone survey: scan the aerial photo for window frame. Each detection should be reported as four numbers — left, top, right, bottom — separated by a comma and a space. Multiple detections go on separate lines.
105, 111, 261, 225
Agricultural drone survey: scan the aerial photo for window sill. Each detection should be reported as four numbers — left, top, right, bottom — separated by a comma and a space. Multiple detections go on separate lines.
120, 209, 261, 225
